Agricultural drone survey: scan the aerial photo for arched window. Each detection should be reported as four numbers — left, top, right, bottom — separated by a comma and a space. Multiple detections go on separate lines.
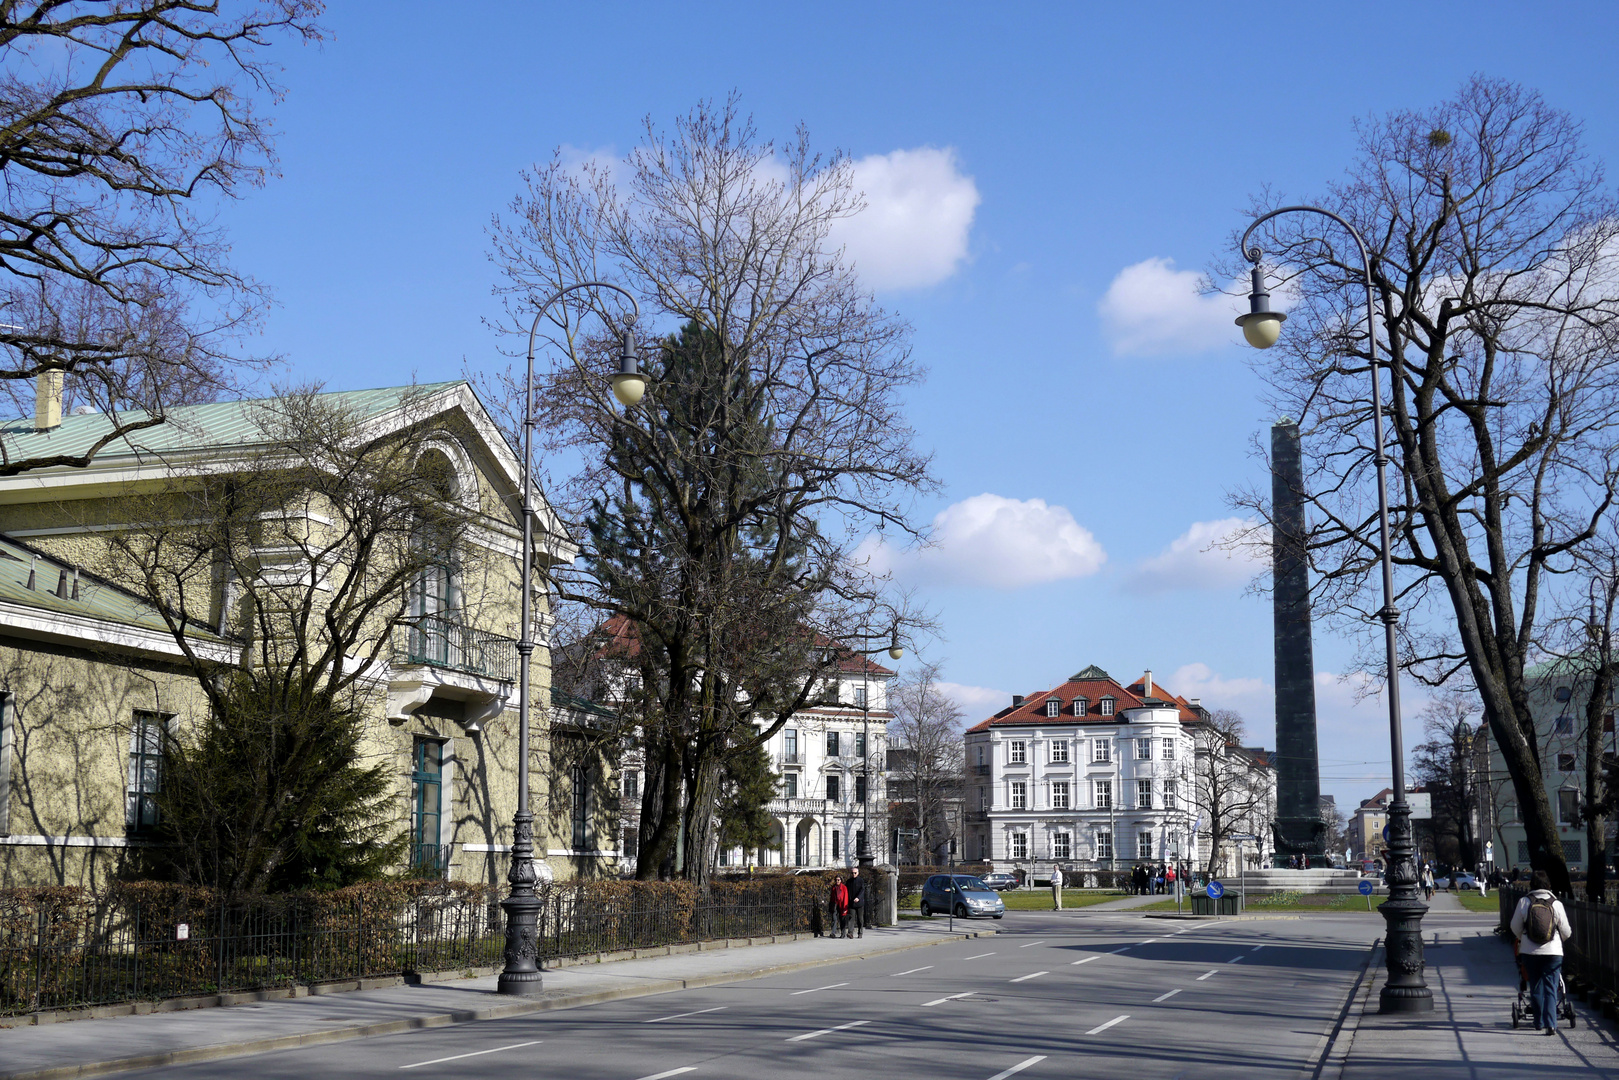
408, 449, 461, 665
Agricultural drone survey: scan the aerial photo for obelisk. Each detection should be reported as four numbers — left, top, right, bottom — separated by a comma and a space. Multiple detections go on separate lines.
1272, 418, 1323, 861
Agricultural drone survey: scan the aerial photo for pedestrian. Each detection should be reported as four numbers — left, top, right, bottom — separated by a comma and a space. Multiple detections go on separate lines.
847, 866, 866, 938
1420, 863, 1434, 901
1509, 870, 1572, 1035
829, 874, 850, 938
1478, 870, 1488, 899
1166, 864, 1178, 896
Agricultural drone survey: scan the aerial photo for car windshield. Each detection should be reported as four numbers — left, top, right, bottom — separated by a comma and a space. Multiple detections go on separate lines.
952, 876, 991, 890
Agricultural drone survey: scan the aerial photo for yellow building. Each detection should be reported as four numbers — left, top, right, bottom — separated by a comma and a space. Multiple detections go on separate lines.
0, 381, 618, 888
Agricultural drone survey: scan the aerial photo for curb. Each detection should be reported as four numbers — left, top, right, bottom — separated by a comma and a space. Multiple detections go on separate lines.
0, 928, 994, 1080
1303, 937, 1381, 1080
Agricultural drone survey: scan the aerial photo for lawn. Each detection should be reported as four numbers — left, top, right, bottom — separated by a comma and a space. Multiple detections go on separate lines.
1455, 890, 1500, 913
899, 889, 1127, 912
1134, 891, 1382, 914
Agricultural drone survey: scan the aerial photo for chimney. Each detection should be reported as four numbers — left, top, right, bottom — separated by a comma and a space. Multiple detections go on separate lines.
1012, 694, 1025, 707
1142, 669, 1153, 697
1188, 697, 1201, 708
34, 370, 62, 432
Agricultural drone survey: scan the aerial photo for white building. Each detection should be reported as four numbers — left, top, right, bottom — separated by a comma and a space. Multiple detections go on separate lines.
963, 666, 1202, 875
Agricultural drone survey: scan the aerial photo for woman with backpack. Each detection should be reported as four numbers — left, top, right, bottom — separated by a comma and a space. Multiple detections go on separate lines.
1509, 870, 1573, 1035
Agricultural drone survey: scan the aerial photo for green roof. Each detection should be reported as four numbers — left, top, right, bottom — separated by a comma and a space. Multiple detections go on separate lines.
0, 533, 213, 639
0, 382, 463, 463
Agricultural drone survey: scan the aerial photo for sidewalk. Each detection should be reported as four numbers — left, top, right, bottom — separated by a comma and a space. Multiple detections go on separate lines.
1323, 915, 1619, 1078
0, 921, 992, 1080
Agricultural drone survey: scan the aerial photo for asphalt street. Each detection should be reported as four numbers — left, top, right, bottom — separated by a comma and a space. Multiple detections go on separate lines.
103, 910, 1386, 1080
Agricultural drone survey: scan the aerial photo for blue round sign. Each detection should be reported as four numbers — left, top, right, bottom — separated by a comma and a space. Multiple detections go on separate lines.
1206, 880, 1225, 899
1382, 825, 1390, 843
1358, 880, 1374, 896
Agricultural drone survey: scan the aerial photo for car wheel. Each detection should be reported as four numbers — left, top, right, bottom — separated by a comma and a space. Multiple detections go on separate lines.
955, 904, 968, 919
920, 901, 931, 917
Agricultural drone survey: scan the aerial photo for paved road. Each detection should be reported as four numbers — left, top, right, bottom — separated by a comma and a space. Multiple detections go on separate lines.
114, 911, 1381, 1080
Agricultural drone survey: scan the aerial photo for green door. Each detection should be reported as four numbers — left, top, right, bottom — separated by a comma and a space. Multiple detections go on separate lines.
411, 738, 443, 873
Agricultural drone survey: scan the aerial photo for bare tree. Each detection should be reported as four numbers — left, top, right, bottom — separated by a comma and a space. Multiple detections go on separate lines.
1193, 710, 1273, 876
485, 99, 935, 884
887, 661, 964, 865
0, 2, 323, 474
1229, 78, 1619, 892
1411, 693, 1483, 869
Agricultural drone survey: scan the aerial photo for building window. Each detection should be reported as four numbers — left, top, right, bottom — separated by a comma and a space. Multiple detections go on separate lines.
856, 732, 868, 758
1011, 833, 1028, 859
1074, 697, 1088, 716
1011, 780, 1027, 809
1053, 832, 1071, 859
1093, 739, 1111, 763
1554, 714, 1575, 735
718, 842, 732, 867
624, 770, 639, 800
1097, 829, 1113, 860
1138, 831, 1153, 860
1558, 752, 1577, 772
1045, 698, 1061, 718
1559, 789, 1579, 824
1137, 779, 1153, 809
410, 737, 444, 871
1100, 698, 1115, 716
1165, 780, 1177, 810
1563, 839, 1584, 862
783, 772, 798, 798
1009, 741, 1027, 764
1052, 781, 1070, 809
1137, 738, 1152, 760
832, 830, 841, 859
571, 764, 592, 851
1094, 780, 1112, 809
1162, 737, 1176, 761
979, 786, 989, 810
1517, 841, 1531, 863
855, 774, 868, 803
827, 731, 841, 757
975, 744, 986, 766
827, 775, 842, 803
1554, 685, 1573, 702
854, 684, 868, 708
127, 711, 166, 835
784, 729, 799, 762
857, 829, 868, 856
977, 835, 988, 860
1051, 740, 1069, 763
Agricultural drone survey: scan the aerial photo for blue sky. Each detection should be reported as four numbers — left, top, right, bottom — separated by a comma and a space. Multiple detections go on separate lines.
224, 2, 1619, 813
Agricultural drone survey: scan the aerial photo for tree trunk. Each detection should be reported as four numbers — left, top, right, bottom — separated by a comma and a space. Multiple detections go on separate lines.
1483, 696, 1572, 893
1584, 654, 1612, 903
635, 737, 684, 881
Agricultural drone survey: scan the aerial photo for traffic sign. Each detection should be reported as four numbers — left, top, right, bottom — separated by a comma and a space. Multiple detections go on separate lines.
1382, 825, 1390, 843
1358, 880, 1374, 896
1231, 833, 1258, 841
1207, 880, 1225, 899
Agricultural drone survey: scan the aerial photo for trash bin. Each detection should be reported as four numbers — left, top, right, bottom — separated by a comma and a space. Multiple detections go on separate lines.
1190, 894, 1243, 915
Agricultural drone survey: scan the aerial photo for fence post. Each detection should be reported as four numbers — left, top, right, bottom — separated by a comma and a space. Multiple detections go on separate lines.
32, 906, 45, 1013
215, 901, 226, 994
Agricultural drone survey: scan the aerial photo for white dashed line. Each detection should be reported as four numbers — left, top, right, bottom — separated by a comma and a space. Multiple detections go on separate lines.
1019, 940, 1047, 948
964, 952, 997, 960
986, 1056, 1048, 1080
400, 1042, 542, 1069
790, 982, 849, 995
635, 1070, 698, 1080
921, 992, 976, 1007
890, 966, 933, 977
644, 1006, 727, 1024
1152, 988, 1183, 1003
1229, 955, 1245, 963
787, 1019, 870, 1042
1138, 938, 1160, 944
1086, 1015, 1130, 1036
1109, 946, 1131, 954
1071, 956, 1098, 965
1197, 970, 1218, 981
1252, 944, 1266, 950
1010, 971, 1048, 983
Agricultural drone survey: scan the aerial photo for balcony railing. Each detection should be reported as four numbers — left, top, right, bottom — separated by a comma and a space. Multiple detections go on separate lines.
779, 751, 804, 766
972, 764, 991, 776
965, 809, 989, 822
395, 615, 517, 681
408, 842, 450, 877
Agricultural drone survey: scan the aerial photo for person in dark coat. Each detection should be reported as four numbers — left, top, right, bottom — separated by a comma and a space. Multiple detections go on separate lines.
829, 875, 850, 938
847, 866, 866, 938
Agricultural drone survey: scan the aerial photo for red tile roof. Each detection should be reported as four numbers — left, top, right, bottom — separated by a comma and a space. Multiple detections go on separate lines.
963, 666, 1205, 733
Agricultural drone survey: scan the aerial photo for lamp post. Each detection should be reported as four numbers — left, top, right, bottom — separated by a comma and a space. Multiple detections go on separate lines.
498, 282, 642, 997
1236, 206, 1431, 1013
858, 637, 904, 871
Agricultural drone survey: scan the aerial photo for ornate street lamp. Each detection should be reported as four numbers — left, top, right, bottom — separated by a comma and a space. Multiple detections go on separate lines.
499, 282, 642, 997
1236, 206, 1431, 1013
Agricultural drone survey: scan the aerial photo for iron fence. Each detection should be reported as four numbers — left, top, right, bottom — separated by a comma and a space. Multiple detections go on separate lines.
1500, 885, 1619, 1001
0, 886, 822, 1017
395, 615, 517, 681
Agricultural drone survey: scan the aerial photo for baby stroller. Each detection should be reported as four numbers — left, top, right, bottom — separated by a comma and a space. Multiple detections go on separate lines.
1511, 941, 1576, 1029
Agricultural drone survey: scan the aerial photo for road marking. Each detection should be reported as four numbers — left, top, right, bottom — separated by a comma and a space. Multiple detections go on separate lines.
635, 1071, 697, 1080
787, 1019, 870, 1042
1196, 970, 1218, 981
921, 991, 976, 1007
400, 1041, 541, 1069
1228, 955, 1245, 963
890, 966, 933, 976
1109, 946, 1131, 954
1019, 940, 1047, 948
1086, 1015, 1130, 1036
1252, 944, 1266, 950
1071, 956, 1098, 965
1138, 938, 1160, 944
644, 1006, 727, 1023
1152, 988, 1183, 1003
1010, 971, 1048, 983
964, 952, 996, 960
791, 982, 849, 995
986, 1056, 1047, 1080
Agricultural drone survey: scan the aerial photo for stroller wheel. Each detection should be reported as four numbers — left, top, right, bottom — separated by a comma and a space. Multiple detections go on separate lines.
1511, 1001, 1521, 1028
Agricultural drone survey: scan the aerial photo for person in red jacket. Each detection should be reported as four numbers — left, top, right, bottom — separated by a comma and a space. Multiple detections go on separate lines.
829, 875, 850, 938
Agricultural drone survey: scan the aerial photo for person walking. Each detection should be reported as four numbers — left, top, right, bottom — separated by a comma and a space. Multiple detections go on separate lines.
1420, 863, 1435, 901
1509, 870, 1573, 1035
847, 866, 867, 938
829, 874, 850, 939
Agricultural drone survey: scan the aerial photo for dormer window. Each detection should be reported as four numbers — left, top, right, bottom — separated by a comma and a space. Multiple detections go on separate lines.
1073, 698, 1088, 717
1099, 697, 1115, 716
1045, 698, 1060, 718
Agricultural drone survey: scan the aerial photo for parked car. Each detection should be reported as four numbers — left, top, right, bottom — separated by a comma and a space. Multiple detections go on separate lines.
979, 872, 1019, 892
1436, 872, 1477, 890
919, 874, 1006, 919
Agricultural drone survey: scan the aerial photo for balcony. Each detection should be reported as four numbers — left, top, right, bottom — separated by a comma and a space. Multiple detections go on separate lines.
965, 809, 989, 822
972, 764, 991, 776
779, 751, 804, 766
395, 614, 517, 681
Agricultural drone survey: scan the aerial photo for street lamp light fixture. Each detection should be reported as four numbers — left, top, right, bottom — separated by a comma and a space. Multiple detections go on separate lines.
611, 327, 646, 407
1236, 206, 1430, 1014
888, 642, 904, 661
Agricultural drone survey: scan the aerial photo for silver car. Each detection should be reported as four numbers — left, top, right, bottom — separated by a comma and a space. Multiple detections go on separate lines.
919, 874, 1006, 919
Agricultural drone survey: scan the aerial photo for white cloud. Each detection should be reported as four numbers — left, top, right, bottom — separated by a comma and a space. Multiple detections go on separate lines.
1097, 257, 1251, 357
827, 147, 980, 291
1127, 517, 1268, 593
855, 493, 1106, 590
938, 681, 1013, 724
1168, 662, 1270, 716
